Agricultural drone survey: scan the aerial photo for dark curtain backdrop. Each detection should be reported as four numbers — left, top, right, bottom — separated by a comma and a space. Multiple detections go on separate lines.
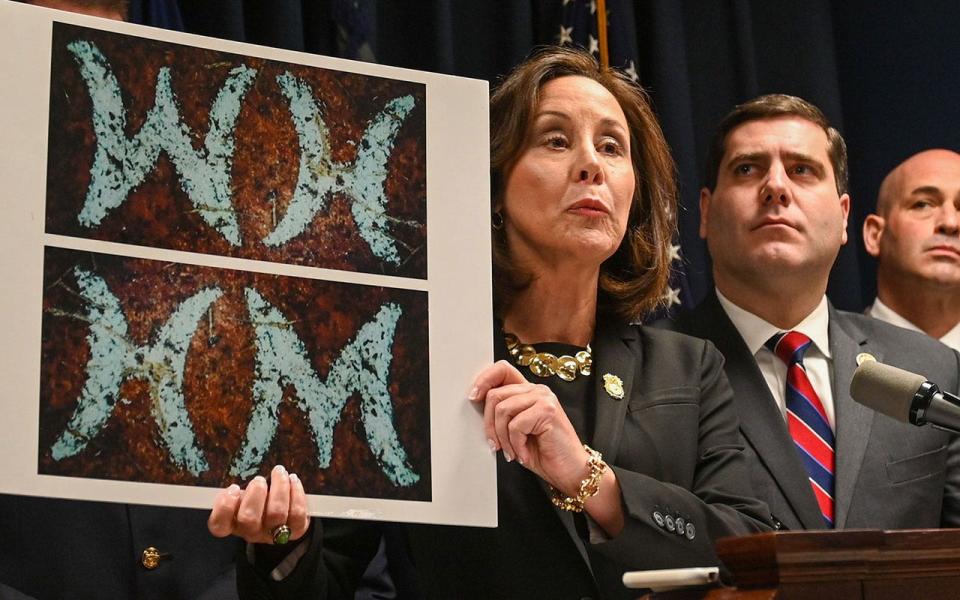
137, 0, 960, 312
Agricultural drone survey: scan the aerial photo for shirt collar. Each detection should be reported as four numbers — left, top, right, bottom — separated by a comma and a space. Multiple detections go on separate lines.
870, 297, 960, 350
716, 288, 832, 359
942, 322, 960, 351
868, 298, 922, 333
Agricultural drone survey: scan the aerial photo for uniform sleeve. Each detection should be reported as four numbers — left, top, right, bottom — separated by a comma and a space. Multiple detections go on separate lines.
237, 518, 382, 600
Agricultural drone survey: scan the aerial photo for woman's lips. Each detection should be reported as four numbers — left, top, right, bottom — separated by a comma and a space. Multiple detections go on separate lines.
567, 198, 609, 217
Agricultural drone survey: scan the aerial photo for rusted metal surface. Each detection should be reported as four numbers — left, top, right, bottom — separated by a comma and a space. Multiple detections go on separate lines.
39, 247, 431, 501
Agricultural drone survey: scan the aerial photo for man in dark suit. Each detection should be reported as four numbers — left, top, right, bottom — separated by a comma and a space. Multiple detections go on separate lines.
664, 94, 960, 531
862, 149, 960, 351
0, 496, 241, 599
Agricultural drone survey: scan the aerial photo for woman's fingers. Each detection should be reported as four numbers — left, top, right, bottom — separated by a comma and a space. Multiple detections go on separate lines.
469, 360, 526, 407
207, 467, 310, 544
492, 392, 537, 462
207, 484, 242, 538
482, 382, 534, 454
287, 473, 310, 540
263, 465, 291, 535
235, 475, 270, 542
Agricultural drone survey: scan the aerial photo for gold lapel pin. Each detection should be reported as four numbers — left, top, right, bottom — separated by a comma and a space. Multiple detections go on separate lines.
603, 373, 624, 400
856, 352, 876, 366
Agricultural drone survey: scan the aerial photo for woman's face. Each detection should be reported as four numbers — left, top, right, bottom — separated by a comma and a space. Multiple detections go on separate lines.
502, 75, 635, 275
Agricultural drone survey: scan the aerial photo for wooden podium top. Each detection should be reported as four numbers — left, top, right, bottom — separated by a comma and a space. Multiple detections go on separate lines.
643, 529, 960, 600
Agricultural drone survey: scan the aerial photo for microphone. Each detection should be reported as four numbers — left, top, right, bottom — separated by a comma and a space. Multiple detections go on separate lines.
850, 360, 960, 434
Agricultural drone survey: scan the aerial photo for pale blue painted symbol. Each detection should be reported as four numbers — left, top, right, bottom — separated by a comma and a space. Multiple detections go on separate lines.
50, 268, 218, 476
67, 41, 420, 265
48, 270, 419, 486
269, 73, 416, 264
68, 40, 256, 245
233, 289, 419, 486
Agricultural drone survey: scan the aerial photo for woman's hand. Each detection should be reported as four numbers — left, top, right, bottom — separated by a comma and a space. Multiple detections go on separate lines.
469, 360, 591, 496
208, 464, 310, 545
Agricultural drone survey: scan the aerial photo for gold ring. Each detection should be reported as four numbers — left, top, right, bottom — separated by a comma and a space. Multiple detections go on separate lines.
271, 524, 291, 545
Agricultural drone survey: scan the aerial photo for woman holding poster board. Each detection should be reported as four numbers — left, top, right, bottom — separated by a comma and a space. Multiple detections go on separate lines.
210, 46, 772, 599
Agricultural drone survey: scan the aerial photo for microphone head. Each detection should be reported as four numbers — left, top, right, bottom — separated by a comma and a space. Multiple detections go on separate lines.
850, 360, 927, 423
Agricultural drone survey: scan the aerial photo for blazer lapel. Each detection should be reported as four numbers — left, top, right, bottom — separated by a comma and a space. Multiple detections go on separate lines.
589, 319, 636, 465
495, 320, 634, 576
682, 293, 826, 529
828, 306, 877, 529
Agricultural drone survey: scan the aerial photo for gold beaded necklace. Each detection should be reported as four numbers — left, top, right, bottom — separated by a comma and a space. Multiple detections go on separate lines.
504, 332, 592, 382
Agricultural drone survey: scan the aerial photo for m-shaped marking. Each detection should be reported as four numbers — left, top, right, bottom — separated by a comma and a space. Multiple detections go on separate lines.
233, 289, 419, 486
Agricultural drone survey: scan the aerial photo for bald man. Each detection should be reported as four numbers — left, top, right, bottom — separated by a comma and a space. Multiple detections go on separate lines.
863, 149, 960, 351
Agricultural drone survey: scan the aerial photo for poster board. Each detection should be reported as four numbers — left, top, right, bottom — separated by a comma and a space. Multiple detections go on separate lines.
0, 2, 495, 527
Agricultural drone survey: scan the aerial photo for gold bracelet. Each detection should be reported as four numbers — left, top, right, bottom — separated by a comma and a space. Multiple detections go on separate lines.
550, 444, 608, 513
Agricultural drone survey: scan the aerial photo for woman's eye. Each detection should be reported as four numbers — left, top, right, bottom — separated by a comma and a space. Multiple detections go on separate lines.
545, 135, 568, 149
599, 140, 623, 155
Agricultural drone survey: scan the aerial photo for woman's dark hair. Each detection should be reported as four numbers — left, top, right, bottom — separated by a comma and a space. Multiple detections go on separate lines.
490, 46, 678, 322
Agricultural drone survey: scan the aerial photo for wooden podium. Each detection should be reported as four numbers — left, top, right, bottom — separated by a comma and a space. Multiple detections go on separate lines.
643, 529, 960, 599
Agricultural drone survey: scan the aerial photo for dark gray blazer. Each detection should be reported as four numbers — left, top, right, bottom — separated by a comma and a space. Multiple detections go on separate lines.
665, 292, 960, 531
240, 320, 772, 599
0, 495, 241, 600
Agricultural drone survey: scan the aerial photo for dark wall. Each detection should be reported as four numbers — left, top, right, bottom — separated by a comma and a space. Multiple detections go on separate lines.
834, 0, 960, 306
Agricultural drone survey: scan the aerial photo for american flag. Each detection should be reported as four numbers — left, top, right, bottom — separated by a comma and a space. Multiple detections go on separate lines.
557, 0, 692, 318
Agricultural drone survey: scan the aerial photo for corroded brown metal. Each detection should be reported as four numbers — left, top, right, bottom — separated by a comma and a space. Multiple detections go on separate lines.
38, 247, 431, 501
45, 23, 427, 279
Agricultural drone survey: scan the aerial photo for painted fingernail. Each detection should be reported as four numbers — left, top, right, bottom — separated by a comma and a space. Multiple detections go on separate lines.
253, 475, 266, 485
273, 464, 287, 475
487, 438, 498, 452
226, 484, 241, 496
467, 386, 479, 400
289, 473, 300, 484
504, 451, 514, 463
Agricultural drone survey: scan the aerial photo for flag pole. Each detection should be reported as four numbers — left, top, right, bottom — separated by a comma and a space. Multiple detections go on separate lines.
596, 0, 609, 68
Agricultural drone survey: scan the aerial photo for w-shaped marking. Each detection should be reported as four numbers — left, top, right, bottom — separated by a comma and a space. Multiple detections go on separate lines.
268, 73, 415, 265
233, 289, 419, 486
51, 268, 218, 476
68, 40, 256, 245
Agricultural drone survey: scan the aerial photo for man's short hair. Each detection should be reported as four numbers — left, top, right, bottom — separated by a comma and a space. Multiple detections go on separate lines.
703, 94, 848, 196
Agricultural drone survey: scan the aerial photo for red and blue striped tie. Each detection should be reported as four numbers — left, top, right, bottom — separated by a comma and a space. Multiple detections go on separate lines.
767, 331, 835, 527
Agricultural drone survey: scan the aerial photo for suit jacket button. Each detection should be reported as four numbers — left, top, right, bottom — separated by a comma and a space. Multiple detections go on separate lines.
675, 517, 686, 535
141, 547, 161, 570
664, 514, 675, 532
685, 523, 696, 540
652, 511, 665, 527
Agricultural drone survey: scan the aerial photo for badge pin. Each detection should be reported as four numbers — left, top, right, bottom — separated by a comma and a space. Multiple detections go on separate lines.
603, 373, 624, 400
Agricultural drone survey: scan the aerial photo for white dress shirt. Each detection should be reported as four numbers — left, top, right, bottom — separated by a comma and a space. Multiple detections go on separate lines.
867, 297, 960, 353
716, 290, 836, 431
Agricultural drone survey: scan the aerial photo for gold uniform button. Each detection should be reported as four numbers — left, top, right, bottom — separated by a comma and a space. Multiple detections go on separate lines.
141, 547, 162, 570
